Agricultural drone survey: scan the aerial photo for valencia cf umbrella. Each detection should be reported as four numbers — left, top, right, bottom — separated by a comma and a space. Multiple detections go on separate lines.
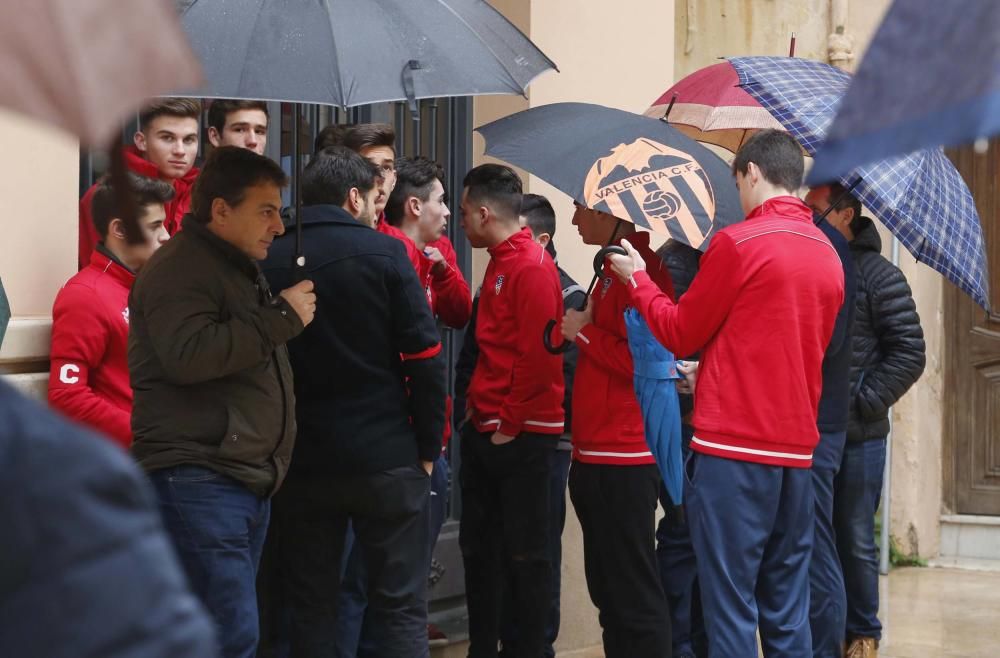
476, 102, 744, 252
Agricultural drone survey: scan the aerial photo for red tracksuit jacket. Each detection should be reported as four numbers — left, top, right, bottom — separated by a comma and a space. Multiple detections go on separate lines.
423, 235, 473, 330
468, 228, 565, 436
78, 147, 198, 270
48, 249, 135, 448
627, 196, 844, 468
572, 232, 675, 465
378, 223, 471, 446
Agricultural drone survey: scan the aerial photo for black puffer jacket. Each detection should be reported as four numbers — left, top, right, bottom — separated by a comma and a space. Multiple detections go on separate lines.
847, 218, 926, 442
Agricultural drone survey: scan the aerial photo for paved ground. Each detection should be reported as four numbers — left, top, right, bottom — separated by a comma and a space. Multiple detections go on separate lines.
434, 565, 1000, 657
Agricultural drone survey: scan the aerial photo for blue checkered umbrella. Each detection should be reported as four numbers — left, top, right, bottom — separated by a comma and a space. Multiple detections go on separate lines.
730, 56, 990, 310
809, 0, 1000, 181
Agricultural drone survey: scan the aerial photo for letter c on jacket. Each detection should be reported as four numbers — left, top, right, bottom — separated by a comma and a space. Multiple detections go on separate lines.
59, 363, 81, 384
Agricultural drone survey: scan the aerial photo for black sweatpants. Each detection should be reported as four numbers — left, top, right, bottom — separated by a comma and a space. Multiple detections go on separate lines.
271, 463, 431, 658
459, 427, 556, 658
569, 461, 671, 658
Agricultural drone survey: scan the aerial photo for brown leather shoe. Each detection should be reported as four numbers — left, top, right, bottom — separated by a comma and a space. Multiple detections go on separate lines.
845, 637, 878, 658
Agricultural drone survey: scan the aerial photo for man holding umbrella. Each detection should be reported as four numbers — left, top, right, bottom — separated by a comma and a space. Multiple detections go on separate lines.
560, 202, 676, 657
608, 130, 844, 656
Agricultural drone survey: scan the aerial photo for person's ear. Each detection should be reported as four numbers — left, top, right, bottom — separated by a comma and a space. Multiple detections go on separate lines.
406, 196, 421, 218
746, 162, 760, 186
349, 188, 362, 212
537, 232, 551, 248
207, 126, 222, 148
134, 131, 147, 153
210, 198, 229, 225
108, 217, 127, 241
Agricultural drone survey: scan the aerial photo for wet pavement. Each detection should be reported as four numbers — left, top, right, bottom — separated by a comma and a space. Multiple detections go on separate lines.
435, 565, 1000, 657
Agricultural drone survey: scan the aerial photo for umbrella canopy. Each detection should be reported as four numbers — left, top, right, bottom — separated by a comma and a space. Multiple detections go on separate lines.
810, 0, 1000, 182
0, 0, 202, 146
477, 102, 744, 251
644, 61, 784, 152
178, 0, 556, 107
624, 308, 683, 505
729, 56, 990, 310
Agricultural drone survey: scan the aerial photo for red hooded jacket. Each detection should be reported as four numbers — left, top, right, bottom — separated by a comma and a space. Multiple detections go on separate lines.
626, 196, 844, 468
48, 249, 135, 447
78, 147, 199, 269
572, 232, 675, 465
468, 228, 565, 437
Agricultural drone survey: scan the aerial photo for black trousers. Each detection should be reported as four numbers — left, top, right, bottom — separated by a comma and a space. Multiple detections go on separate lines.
271, 464, 431, 658
569, 461, 671, 658
459, 427, 556, 658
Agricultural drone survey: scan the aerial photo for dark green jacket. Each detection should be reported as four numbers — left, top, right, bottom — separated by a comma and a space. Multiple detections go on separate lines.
128, 216, 302, 496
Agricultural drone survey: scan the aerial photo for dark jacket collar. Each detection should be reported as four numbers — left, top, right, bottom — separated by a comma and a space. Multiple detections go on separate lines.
95, 242, 136, 277
181, 214, 260, 280
851, 217, 881, 253
300, 204, 368, 228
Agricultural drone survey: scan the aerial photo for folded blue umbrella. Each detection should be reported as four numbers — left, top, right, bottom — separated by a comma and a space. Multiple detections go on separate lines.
624, 308, 683, 505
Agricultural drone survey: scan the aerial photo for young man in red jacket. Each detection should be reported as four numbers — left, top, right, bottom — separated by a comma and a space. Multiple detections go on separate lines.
50, 174, 173, 448
207, 99, 269, 155
385, 156, 473, 328
560, 204, 675, 658
458, 164, 565, 658
78, 98, 201, 270
609, 130, 845, 656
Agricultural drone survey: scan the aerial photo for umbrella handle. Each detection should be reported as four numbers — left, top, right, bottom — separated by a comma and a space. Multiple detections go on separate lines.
593, 245, 628, 277
543, 319, 572, 354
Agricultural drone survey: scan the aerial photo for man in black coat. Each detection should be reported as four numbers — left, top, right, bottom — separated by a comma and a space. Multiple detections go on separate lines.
262, 146, 446, 658
806, 184, 925, 658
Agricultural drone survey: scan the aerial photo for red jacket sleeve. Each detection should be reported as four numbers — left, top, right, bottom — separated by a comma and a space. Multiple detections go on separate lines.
78, 186, 99, 271
498, 262, 562, 436
48, 286, 132, 448
627, 233, 741, 358
576, 248, 674, 376
429, 254, 472, 329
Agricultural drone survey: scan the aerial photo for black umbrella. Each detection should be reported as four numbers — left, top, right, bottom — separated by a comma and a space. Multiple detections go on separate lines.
178, 0, 557, 270
476, 102, 744, 352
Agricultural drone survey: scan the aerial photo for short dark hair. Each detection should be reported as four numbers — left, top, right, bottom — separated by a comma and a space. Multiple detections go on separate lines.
314, 123, 351, 154
384, 156, 446, 226
301, 146, 380, 207
91, 174, 175, 239
191, 147, 288, 224
207, 99, 269, 133
462, 164, 522, 221
139, 98, 202, 132
342, 123, 396, 155
731, 129, 803, 193
520, 193, 556, 238
827, 182, 864, 233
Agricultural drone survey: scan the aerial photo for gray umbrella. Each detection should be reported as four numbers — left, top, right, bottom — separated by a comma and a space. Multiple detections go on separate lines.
178, 0, 556, 107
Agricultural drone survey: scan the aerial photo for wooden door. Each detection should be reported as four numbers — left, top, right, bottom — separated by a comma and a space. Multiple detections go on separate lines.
945, 138, 1000, 514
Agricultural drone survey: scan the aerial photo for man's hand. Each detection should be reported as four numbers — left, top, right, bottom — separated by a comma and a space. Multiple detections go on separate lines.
676, 360, 700, 395
491, 431, 515, 446
424, 247, 447, 275
279, 280, 317, 327
608, 238, 646, 284
422, 460, 434, 475
560, 298, 593, 341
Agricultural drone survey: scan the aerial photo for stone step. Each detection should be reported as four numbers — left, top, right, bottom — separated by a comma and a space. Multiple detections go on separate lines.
939, 514, 1000, 562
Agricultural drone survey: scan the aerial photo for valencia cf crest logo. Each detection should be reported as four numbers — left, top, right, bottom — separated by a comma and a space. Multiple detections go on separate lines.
601, 277, 613, 298
583, 138, 717, 250
494, 275, 505, 295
